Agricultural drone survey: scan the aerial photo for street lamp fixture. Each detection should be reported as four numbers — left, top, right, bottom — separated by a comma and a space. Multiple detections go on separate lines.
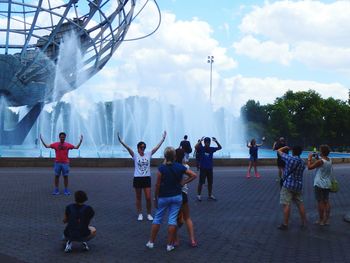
207, 55, 214, 103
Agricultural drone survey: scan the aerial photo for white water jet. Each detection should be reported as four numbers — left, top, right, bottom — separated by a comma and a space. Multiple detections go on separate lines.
1, 32, 245, 157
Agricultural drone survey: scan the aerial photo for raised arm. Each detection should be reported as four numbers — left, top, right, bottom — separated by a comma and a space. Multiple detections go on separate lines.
213, 137, 222, 150
307, 153, 323, 170
246, 141, 250, 148
277, 146, 289, 156
272, 141, 277, 150
40, 134, 50, 148
195, 138, 203, 151
74, 135, 83, 149
257, 141, 264, 147
151, 131, 167, 155
117, 132, 134, 158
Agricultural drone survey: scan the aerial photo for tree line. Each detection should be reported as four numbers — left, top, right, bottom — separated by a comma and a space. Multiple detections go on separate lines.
240, 90, 350, 151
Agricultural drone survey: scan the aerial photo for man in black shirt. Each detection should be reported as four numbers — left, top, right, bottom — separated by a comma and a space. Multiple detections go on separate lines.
63, 191, 96, 252
179, 135, 192, 163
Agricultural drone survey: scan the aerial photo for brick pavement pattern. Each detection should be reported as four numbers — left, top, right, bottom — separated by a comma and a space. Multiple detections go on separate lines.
0, 165, 350, 263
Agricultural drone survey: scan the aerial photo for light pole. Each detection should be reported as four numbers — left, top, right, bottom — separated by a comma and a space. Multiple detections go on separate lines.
207, 55, 214, 103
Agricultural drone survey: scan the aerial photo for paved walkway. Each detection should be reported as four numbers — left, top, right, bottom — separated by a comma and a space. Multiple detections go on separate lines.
1, 165, 350, 263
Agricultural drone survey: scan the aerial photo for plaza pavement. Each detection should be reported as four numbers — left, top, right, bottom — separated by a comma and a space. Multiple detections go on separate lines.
1, 164, 350, 263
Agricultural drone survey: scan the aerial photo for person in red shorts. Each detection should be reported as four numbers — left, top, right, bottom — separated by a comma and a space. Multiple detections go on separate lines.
40, 132, 83, 196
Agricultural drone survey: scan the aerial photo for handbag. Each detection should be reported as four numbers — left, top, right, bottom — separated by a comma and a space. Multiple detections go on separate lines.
330, 179, 339, 193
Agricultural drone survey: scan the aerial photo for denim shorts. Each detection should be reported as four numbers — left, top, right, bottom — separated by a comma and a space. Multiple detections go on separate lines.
153, 194, 182, 225
54, 162, 70, 176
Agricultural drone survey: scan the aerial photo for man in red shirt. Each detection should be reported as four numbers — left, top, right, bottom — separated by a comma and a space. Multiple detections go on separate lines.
40, 132, 83, 195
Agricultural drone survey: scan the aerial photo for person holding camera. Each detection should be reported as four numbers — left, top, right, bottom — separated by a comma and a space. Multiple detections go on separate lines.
193, 139, 201, 171
174, 148, 198, 247
273, 137, 288, 185
63, 191, 96, 253
246, 137, 265, 178
277, 145, 307, 230
195, 136, 222, 201
307, 145, 334, 226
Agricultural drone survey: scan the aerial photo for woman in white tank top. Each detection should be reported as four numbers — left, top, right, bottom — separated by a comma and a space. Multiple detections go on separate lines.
307, 145, 334, 226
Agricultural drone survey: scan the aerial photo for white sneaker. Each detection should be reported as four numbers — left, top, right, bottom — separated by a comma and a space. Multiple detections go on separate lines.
64, 241, 72, 253
147, 214, 153, 221
82, 242, 89, 251
146, 241, 154, 249
137, 214, 143, 221
197, 195, 202, 202
166, 244, 175, 252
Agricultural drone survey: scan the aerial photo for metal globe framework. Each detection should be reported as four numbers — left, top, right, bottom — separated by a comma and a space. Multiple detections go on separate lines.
0, 0, 159, 144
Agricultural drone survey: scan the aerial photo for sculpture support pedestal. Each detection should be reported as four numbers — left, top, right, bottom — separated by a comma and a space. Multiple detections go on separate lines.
0, 102, 43, 145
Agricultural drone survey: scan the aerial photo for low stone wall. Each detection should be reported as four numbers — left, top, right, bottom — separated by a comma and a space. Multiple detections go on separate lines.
1, 157, 350, 167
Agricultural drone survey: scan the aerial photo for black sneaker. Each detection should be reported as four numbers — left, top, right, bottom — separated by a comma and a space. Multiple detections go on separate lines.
82, 242, 89, 251
208, 195, 217, 201
277, 224, 288, 230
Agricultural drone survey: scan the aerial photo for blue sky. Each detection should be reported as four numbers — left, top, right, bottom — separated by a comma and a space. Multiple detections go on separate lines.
159, 0, 349, 83
68, 0, 350, 116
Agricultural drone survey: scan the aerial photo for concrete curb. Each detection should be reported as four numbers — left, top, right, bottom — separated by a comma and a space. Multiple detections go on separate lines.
1, 157, 350, 167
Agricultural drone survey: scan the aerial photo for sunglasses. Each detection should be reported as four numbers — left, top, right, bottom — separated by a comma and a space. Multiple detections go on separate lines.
139, 146, 146, 150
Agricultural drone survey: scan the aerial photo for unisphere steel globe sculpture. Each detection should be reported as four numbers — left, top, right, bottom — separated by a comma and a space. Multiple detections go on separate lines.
0, 0, 159, 144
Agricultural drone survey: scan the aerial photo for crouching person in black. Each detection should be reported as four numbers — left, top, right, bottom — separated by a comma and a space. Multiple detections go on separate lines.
63, 190, 96, 253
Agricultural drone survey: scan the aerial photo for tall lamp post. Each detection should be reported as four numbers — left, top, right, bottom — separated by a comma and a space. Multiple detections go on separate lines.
207, 55, 214, 103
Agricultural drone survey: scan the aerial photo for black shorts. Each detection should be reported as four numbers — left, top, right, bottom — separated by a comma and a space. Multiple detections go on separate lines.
314, 186, 330, 202
182, 192, 188, 204
133, 177, 151, 188
199, 168, 213, 185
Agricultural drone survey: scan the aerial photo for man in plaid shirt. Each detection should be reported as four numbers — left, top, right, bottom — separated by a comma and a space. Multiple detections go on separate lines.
277, 145, 307, 230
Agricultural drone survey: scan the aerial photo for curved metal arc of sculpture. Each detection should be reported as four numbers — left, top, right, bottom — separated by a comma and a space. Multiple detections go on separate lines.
0, 0, 140, 145
18, 0, 135, 87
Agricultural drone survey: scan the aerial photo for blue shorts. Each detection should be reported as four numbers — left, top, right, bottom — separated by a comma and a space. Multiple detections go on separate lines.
249, 155, 258, 162
153, 194, 182, 225
54, 163, 70, 176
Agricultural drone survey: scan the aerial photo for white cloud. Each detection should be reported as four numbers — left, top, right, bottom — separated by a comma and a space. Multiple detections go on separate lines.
234, 1, 350, 71
293, 42, 350, 70
239, 1, 350, 46
73, 10, 238, 107
67, 4, 349, 118
233, 35, 292, 65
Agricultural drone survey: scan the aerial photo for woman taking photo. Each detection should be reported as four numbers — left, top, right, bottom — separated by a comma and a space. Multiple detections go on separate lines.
174, 148, 198, 247
307, 145, 334, 226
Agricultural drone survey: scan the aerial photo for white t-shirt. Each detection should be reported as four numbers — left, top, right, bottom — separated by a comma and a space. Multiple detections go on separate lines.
314, 158, 332, 189
133, 151, 152, 177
